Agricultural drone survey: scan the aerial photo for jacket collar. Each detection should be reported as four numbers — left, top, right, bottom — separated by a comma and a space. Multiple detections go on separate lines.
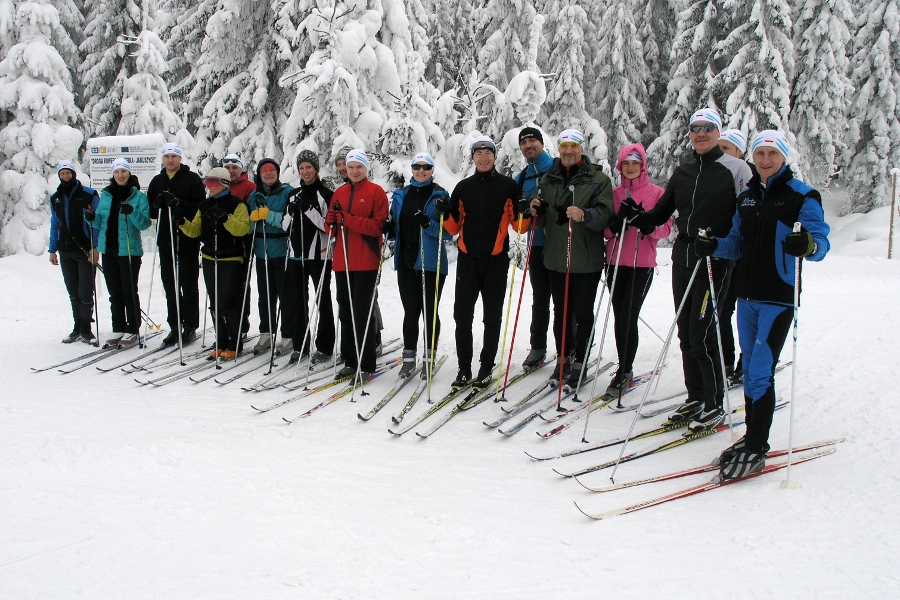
546, 155, 594, 181
696, 145, 724, 164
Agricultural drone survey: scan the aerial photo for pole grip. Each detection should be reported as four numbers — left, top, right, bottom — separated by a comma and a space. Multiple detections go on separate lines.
793, 222, 801, 233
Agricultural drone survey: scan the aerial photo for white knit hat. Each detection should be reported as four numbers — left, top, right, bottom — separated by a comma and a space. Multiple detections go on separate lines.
111, 158, 132, 173
411, 152, 435, 166
750, 130, 790, 159
470, 135, 496, 155
689, 108, 723, 130
557, 128, 586, 145
161, 142, 182, 157
345, 149, 370, 169
720, 129, 747, 153
57, 160, 77, 175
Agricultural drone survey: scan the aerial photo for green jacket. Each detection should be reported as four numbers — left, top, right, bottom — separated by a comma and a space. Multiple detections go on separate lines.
536, 157, 613, 273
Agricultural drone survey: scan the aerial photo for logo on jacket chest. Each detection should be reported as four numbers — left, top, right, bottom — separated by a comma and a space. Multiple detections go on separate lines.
741, 198, 756, 208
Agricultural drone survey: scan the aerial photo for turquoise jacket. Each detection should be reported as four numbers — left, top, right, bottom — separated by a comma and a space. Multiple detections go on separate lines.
94, 184, 151, 256
248, 182, 294, 259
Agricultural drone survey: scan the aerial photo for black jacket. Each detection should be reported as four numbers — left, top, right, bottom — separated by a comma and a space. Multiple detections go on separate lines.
147, 164, 206, 249
49, 180, 98, 253
445, 168, 522, 257
639, 146, 752, 266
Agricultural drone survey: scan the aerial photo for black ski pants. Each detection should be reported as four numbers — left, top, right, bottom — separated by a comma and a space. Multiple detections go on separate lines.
202, 258, 244, 352
606, 265, 654, 374
256, 255, 286, 335
528, 245, 552, 350
672, 260, 730, 411
397, 265, 445, 353
159, 235, 200, 332
335, 270, 378, 372
102, 254, 141, 334
59, 250, 95, 325
453, 252, 508, 370
282, 258, 335, 355
548, 270, 600, 365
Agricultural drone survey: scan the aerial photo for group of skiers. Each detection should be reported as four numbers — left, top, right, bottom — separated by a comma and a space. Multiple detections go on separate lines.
48, 108, 830, 480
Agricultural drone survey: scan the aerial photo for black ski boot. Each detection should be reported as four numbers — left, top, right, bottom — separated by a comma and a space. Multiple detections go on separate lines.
522, 348, 546, 370
162, 329, 180, 346
451, 366, 472, 389
62, 321, 80, 344
667, 399, 704, 423
181, 329, 198, 345
686, 407, 726, 434
78, 321, 96, 345
398, 349, 417, 378
719, 447, 766, 480
563, 362, 584, 391
605, 369, 633, 397
472, 363, 494, 390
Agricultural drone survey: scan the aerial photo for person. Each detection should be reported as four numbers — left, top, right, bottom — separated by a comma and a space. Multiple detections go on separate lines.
694, 130, 830, 478
48, 160, 100, 344
387, 152, 452, 378
514, 126, 555, 369
717, 129, 750, 384
179, 167, 251, 359
436, 136, 525, 390
222, 153, 256, 336
247, 159, 294, 355
88, 158, 151, 349
528, 129, 613, 388
281, 150, 336, 364
604, 144, 672, 395
325, 149, 389, 380
147, 143, 205, 346
620, 108, 752, 432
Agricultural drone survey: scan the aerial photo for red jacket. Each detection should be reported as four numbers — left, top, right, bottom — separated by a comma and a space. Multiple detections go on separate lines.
229, 172, 256, 202
326, 179, 389, 271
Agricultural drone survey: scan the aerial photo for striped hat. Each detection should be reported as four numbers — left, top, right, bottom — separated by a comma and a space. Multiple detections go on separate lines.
720, 129, 746, 153
345, 149, 370, 169
411, 152, 435, 166
689, 108, 723, 131
161, 142, 182, 157
111, 158, 132, 173
57, 160, 77, 175
750, 130, 790, 159
558, 128, 586, 145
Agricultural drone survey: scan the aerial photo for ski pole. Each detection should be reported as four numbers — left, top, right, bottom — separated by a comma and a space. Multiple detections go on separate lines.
608, 260, 701, 481
142, 220, 160, 340
266, 215, 293, 375
614, 229, 644, 407
420, 227, 431, 399
428, 214, 443, 399
123, 212, 145, 348
300, 228, 336, 390
497, 212, 534, 401
89, 205, 101, 346
494, 211, 526, 401
639, 315, 665, 343
338, 211, 363, 388
556, 185, 575, 409
168, 207, 185, 364
234, 226, 257, 360
214, 209, 220, 370
782, 221, 803, 489
259, 199, 274, 356
349, 232, 388, 402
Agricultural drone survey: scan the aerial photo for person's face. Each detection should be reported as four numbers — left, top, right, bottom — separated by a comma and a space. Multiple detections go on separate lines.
718, 140, 743, 158
620, 159, 642, 180
206, 181, 228, 196
473, 149, 495, 172
225, 164, 242, 181
411, 162, 433, 183
689, 122, 720, 154
559, 142, 583, 167
163, 153, 181, 173
336, 159, 347, 180
298, 162, 318, 185
752, 147, 786, 183
260, 165, 278, 186
113, 169, 131, 186
519, 137, 543, 161
346, 161, 367, 183
59, 169, 74, 182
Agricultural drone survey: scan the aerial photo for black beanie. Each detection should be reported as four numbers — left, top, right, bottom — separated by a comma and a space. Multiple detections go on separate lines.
518, 126, 543, 145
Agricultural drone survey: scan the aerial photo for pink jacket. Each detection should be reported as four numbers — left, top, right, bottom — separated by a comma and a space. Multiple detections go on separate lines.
605, 143, 672, 268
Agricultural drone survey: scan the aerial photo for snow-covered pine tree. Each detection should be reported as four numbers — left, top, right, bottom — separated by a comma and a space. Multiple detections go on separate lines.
844, 0, 900, 212
543, 0, 591, 136
79, 0, 142, 136
0, 0, 84, 255
425, 0, 476, 93
159, 0, 217, 115
589, 0, 650, 158
474, 0, 540, 92
790, 0, 854, 191
647, 0, 724, 179
639, 0, 678, 139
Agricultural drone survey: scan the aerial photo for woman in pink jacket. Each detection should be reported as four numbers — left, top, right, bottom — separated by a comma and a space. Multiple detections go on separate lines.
603, 143, 672, 396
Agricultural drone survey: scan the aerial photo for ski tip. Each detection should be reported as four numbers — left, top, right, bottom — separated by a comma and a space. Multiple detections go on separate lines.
357, 413, 370, 421
250, 405, 263, 412
414, 432, 427, 439
572, 475, 594, 492
552, 468, 573, 478
573, 501, 602, 520
387, 429, 402, 437
282, 417, 292, 424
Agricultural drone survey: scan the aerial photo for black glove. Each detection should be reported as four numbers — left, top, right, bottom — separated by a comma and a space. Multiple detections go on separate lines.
163, 192, 181, 209
517, 197, 531, 216
531, 199, 548, 216
119, 203, 134, 216
434, 197, 451, 216
639, 225, 655, 236
618, 197, 643, 221
287, 201, 299, 218
382, 214, 394, 235
694, 236, 718, 257
783, 231, 816, 257
413, 210, 431, 229
84, 209, 96, 222
608, 214, 625, 234
206, 206, 228, 221
555, 205, 569, 226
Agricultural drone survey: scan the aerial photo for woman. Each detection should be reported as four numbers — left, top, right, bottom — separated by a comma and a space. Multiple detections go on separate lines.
604, 143, 672, 396
388, 152, 452, 378
281, 150, 335, 365
179, 167, 251, 359
89, 158, 151, 349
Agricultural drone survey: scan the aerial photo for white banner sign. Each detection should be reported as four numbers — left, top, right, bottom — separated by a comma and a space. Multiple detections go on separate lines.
86, 133, 167, 191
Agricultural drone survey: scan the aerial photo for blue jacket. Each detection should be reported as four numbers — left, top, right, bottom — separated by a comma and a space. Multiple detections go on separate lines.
389, 182, 452, 274
515, 150, 553, 247
94, 184, 151, 256
49, 181, 99, 253
714, 165, 829, 305
248, 182, 294, 259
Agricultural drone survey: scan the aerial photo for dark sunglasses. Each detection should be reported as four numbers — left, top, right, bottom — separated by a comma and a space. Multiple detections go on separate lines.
222, 158, 241, 165
689, 123, 717, 133
411, 164, 434, 171
204, 177, 226, 186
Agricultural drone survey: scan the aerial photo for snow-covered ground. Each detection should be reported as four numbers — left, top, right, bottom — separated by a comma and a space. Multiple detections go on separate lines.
2, 196, 899, 598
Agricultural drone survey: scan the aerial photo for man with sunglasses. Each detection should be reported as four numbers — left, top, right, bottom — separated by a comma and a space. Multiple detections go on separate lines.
619, 108, 752, 432
147, 143, 206, 346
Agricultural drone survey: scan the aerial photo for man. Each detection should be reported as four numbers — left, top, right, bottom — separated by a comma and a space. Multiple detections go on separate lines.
222, 153, 256, 335
620, 108, 752, 432
48, 160, 100, 344
436, 136, 525, 389
325, 150, 389, 381
695, 130, 829, 478
514, 126, 555, 369
147, 143, 206, 346
528, 129, 612, 388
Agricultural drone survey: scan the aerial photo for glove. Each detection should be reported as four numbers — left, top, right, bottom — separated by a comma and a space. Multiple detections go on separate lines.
618, 197, 644, 221
286, 201, 300, 218
639, 225, 655, 236
608, 214, 625, 234
783, 231, 816, 257
119, 203, 134, 216
326, 208, 343, 225
434, 197, 451, 216
84, 209, 96, 222
207, 206, 228, 221
531, 199, 548, 216
164, 192, 181, 209
555, 205, 569, 226
250, 207, 269, 222
413, 210, 431, 229
694, 236, 718, 257
516, 197, 531, 216
382, 214, 394, 235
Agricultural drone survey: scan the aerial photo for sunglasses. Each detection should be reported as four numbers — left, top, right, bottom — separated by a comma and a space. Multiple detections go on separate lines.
411, 164, 434, 171
222, 158, 241, 165
558, 141, 581, 149
690, 124, 717, 133
204, 177, 226, 186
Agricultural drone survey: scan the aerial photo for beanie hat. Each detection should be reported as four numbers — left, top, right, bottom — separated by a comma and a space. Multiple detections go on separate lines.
622, 151, 643, 163
335, 146, 354, 164
518, 126, 543, 145
161, 142, 182, 157
558, 128, 585, 145
720, 129, 747, 153
111, 158, 132, 173
345, 149, 370, 169
750, 130, 790, 160
296, 149, 320, 172
689, 108, 723, 130
471, 135, 496, 156
222, 153, 244, 169
411, 152, 435, 166
206, 167, 231, 183
255, 158, 281, 189
57, 160, 77, 175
